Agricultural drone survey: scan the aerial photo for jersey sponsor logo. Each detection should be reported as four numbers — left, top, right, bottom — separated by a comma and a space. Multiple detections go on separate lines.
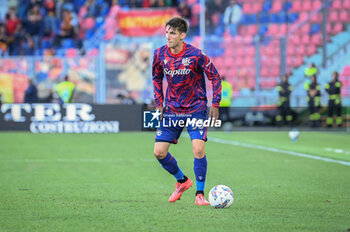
182, 58, 191, 66
164, 68, 191, 77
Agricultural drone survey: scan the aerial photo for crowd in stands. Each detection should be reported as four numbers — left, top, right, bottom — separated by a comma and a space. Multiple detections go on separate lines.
0, 0, 239, 56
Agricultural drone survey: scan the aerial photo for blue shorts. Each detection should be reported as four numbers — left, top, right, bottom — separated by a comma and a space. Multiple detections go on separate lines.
155, 110, 208, 144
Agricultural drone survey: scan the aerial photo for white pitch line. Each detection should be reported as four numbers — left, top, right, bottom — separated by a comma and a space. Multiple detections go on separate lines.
208, 137, 350, 166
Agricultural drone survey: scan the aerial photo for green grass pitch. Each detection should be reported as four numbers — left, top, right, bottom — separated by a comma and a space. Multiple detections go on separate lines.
0, 131, 349, 232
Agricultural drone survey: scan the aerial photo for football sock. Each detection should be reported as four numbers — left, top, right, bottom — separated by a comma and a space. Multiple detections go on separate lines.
194, 155, 207, 193
178, 175, 188, 183
196, 190, 204, 196
158, 152, 185, 181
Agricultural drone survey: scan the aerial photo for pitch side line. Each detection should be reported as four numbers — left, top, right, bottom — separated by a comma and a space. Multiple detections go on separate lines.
208, 137, 350, 166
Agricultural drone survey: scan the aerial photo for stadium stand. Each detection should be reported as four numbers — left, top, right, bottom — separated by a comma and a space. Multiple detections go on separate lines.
0, 0, 349, 106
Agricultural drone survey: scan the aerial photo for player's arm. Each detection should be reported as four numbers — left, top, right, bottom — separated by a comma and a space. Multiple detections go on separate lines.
199, 51, 222, 120
152, 51, 164, 117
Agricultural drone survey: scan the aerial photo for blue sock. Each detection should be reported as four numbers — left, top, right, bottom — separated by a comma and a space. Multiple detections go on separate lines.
158, 153, 184, 181
194, 155, 207, 192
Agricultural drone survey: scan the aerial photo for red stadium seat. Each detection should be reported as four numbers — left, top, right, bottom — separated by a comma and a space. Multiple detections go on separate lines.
246, 46, 255, 56
279, 24, 288, 35
340, 10, 349, 22
332, 0, 342, 9
243, 3, 253, 14
252, 3, 262, 13
247, 25, 258, 36
311, 33, 322, 45
332, 23, 343, 34
344, 0, 350, 9
270, 1, 282, 13
303, 0, 312, 11
307, 45, 317, 56
299, 12, 309, 22
310, 13, 322, 23
301, 35, 310, 44
328, 11, 339, 22
297, 45, 306, 55
301, 24, 311, 33
291, 1, 302, 12
287, 46, 296, 55
268, 25, 279, 35
261, 68, 269, 77
312, 0, 322, 9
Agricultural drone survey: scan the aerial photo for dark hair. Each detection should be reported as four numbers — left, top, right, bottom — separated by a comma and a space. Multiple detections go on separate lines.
333, 71, 339, 80
165, 16, 188, 34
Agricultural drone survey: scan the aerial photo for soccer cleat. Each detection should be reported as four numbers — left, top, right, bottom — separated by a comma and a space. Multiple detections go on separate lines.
195, 194, 210, 206
168, 178, 193, 202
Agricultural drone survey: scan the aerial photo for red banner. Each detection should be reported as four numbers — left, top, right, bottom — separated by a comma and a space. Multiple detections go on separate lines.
117, 9, 178, 37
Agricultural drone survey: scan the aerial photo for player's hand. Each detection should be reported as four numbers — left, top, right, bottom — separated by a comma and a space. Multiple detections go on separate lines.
156, 107, 163, 120
209, 106, 219, 122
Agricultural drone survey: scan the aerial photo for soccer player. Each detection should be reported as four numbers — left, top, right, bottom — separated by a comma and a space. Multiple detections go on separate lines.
152, 16, 222, 205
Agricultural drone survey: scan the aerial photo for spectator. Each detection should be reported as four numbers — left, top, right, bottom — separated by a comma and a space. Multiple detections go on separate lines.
43, 0, 58, 36
5, 9, 20, 37
178, 0, 192, 23
53, 10, 75, 47
11, 22, 34, 55
24, 79, 38, 103
25, 4, 44, 51
0, 24, 10, 56
223, 0, 242, 37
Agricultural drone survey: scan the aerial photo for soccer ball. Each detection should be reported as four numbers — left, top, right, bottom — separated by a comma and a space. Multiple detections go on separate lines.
288, 129, 300, 142
208, 185, 234, 208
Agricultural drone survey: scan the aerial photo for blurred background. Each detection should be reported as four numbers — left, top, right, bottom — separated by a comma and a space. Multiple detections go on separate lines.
0, 0, 349, 130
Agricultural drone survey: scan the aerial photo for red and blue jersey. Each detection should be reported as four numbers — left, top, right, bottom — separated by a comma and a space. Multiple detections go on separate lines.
152, 43, 222, 114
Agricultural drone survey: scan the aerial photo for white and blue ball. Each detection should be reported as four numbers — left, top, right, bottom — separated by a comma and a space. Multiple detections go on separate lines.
208, 185, 234, 209
288, 129, 300, 142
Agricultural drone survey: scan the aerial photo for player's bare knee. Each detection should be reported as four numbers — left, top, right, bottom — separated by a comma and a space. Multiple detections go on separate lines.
193, 146, 205, 158
154, 149, 167, 159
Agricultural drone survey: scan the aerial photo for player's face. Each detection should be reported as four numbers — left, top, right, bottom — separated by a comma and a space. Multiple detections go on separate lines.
166, 26, 185, 49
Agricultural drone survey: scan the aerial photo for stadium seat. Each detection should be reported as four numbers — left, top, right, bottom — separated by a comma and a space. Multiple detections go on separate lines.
282, 1, 292, 11
311, 33, 322, 45
66, 48, 78, 58
270, 1, 282, 13
310, 24, 321, 35
310, 13, 322, 23
61, 39, 75, 48
291, 0, 302, 12
344, 0, 350, 9
312, 0, 322, 9
307, 45, 317, 56
303, 0, 312, 11
288, 12, 299, 23
332, 0, 342, 9
339, 10, 349, 22
328, 11, 339, 22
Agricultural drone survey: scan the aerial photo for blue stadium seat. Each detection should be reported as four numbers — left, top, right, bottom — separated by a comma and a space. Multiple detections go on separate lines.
260, 13, 270, 23
310, 24, 321, 35
61, 39, 75, 48
259, 25, 268, 35
282, 2, 292, 11
56, 49, 66, 56
262, 1, 272, 12
287, 12, 299, 23
242, 14, 258, 24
